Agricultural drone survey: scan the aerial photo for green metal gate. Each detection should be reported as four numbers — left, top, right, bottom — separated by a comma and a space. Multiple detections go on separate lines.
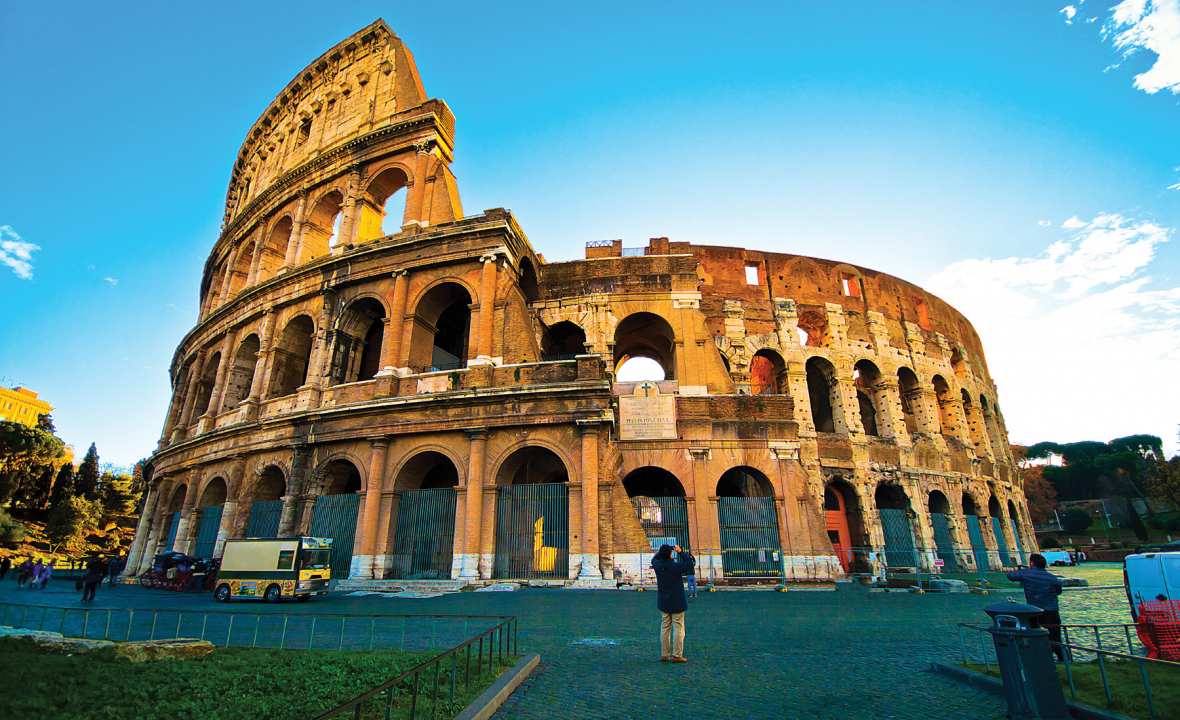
718, 496, 782, 578
930, 512, 959, 571
390, 488, 457, 579
192, 505, 223, 559
309, 493, 361, 579
493, 483, 569, 579
879, 508, 917, 568
163, 511, 180, 553
245, 499, 282, 538
631, 496, 691, 549
1010, 517, 1026, 564
966, 515, 990, 571
991, 516, 1012, 567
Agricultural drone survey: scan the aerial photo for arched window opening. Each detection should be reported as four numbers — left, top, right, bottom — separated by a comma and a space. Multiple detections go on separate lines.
518, 258, 540, 304
330, 298, 386, 384
716, 467, 773, 498
623, 467, 690, 550
623, 467, 686, 498
254, 466, 286, 501
750, 349, 786, 395
221, 334, 260, 411
193, 351, 222, 419
321, 460, 362, 495
310, 459, 362, 579
267, 316, 315, 397
875, 483, 910, 511
980, 395, 1004, 453
897, 367, 920, 435
256, 217, 292, 282
951, 348, 968, 380
389, 451, 459, 580
825, 478, 866, 572
988, 495, 1001, 517
805, 357, 841, 433
796, 309, 828, 347
396, 451, 460, 491
928, 490, 950, 515
613, 312, 676, 382
540, 321, 586, 361
199, 477, 227, 508
928, 490, 958, 570
932, 375, 954, 437
854, 360, 883, 436
495, 447, 569, 486
961, 389, 987, 451
227, 245, 253, 296
408, 283, 472, 372
962, 493, 979, 516
493, 447, 570, 579
357, 167, 409, 242
300, 190, 344, 262
168, 485, 187, 513
717, 467, 781, 577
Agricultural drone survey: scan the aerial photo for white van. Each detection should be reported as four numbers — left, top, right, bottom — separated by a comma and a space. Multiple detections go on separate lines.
1123, 551, 1180, 619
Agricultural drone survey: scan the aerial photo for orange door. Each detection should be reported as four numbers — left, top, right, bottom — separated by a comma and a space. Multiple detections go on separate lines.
825, 493, 853, 571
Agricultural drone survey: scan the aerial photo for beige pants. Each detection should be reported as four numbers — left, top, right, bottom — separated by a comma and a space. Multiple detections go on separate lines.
660, 611, 685, 658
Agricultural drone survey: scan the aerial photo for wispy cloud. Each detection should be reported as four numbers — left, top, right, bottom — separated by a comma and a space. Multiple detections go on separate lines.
928, 213, 1180, 455
1037, 219, 1053, 227
0, 225, 40, 280
1102, 0, 1180, 95
1060, 5, 1078, 25
103, 276, 119, 287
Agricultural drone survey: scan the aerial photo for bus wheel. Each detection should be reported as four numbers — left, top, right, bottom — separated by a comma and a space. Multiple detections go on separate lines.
214, 584, 231, 603
264, 584, 282, 603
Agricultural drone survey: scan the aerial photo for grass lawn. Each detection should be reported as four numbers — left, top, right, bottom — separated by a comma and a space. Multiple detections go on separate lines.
965, 660, 1180, 719
0, 637, 516, 719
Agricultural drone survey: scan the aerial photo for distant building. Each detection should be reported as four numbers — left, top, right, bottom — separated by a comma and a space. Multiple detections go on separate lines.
0, 386, 52, 427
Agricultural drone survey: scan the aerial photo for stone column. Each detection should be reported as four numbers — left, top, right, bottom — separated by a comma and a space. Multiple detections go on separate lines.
785, 363, 813, 432
355, 439, 389, 578
406, 141, 431, 225
171, 482, 198, 554
473, 253, 499, 364
378, 270, 409, 374
173, 351, 207, 441
245, 234, 264, 286
240, 309, 274, 419
873, 378, 904, 441
208, 330, 240, 418
284, 192, 308, 269
336, 167, 363, 251
124, 484, 157, 576
915, 389, 941, 434
577, 421, 602, 578
299, 290, 336, 404
462, 429, 488, 579
278, 495, 299, 536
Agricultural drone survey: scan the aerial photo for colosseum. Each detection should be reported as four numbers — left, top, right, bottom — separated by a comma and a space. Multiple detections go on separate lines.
126, 20, 1036, 588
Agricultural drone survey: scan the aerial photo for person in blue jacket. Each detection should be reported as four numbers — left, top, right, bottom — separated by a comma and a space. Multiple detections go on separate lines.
652, 543, 694, 663
1007, 553, 1066, 660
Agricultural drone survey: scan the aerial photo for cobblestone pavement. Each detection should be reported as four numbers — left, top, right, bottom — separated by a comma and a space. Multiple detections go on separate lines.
0, 568, 1128, 719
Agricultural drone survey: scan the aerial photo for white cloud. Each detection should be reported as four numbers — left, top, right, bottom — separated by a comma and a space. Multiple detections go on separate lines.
1103, 0, 1180, 95
1038, 219, 1053, 227
103, 276, 119, 287
928, 213, 1180, 456
1062, 216, 1086, 229
1061, 5, 1078, 24
0, 225, 39, 280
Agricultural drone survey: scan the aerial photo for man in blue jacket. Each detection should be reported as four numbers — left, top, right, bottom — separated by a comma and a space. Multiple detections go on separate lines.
652, 543, 694, 663
1007, 553, 1066, 660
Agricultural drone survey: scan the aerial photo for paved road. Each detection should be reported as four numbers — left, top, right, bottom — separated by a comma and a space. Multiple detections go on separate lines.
0, 576, 1017, 719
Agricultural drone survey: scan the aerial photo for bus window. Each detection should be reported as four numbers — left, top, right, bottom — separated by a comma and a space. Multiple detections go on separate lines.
277, 550, 295, 570
300, 548, 331, 570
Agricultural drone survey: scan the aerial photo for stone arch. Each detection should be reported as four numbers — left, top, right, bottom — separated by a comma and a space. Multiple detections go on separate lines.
493, 444, 572, 487
357, 165, 411, 242
716, 466, 774, 497
928, 489, 951, 514
825, 476, 867, 571
192, 349, 223, 418
932, 374, 954, 436
387, 449, 460, 580
167, 483, 188, 512
518, 257, 540, 304
716, 466, 782, 578
330, 297, 386, 384
897, 367, 921, 435
613, 312, 676, 381
805, 356, 843, 433
392, 450, 460, 492
853, 359, 883, 436
300, 188, 345, 262
623, 467, 687, 497
267, 314, 315, 397
198, 476, 228, 507
256, 215, 292, 282
874, 482, 911, 510
623, 467, 691, 551
226, 242, 254, 296
315, 456, 365, 495
540, 320, 586, 361
387, 443, 467, 489
221, 333, 260, 411
407, 281, 473, 372
750, 348, 787, 395
962, 491, 980, 516
253, 465, 286, 501
796, 307, 828, 347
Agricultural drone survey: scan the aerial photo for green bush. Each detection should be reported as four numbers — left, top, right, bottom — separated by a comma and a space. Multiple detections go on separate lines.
0, 510, 26, 545
1061, 508, 1093, 534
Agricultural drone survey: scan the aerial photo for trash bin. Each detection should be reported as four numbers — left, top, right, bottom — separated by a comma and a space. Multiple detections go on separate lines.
983, 600, 1069, 719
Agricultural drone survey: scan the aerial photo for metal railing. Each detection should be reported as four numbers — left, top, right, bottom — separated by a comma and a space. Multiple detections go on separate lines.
312, 615, 517, 719
957, 621, 1180, 720
0, 602, 507, 653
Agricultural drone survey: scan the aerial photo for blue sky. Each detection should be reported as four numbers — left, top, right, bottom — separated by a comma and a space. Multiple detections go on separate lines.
1, 2, 1178, 466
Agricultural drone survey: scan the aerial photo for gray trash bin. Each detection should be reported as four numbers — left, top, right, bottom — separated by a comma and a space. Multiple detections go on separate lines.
983, 600, 1069, 719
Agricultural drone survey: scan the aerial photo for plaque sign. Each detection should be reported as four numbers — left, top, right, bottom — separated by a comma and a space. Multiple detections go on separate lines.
619, 382, 677, 440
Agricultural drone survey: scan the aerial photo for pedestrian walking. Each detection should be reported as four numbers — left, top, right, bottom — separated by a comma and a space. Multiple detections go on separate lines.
38, 560, 54, 590
107, 555, 124, 586
1007, 552, 1066, 661
683, 549, 698, 600
28, 559, 44, 590
0, 556, 11, 581
81, 556, 104, 603
17, 559, 33, 588
651, 543, 694, 663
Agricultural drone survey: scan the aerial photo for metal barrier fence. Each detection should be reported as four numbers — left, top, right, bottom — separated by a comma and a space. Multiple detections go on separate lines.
957, 621, 1180, 720
313, 616, 517, 719
0, 602, 507, 653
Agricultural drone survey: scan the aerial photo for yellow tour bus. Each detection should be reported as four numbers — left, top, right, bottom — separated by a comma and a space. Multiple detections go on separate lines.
213, 536, 333, 602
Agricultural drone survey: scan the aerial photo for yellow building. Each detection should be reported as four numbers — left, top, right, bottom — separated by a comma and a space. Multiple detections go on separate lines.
0, 387, 53, 427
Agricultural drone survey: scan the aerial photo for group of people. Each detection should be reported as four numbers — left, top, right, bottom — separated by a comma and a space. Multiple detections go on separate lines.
79, 554, 126, 602
0, 557, 56, 590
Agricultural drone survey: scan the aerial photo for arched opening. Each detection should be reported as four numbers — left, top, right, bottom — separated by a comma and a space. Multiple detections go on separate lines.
927, 490, 958, 571
309, 459, 363, 578
875, 483, 917, 568
408, 283, 472, 372
951, 348, 968, 381
356, 167, 409, 242
493, 447, 570, 579
388, 451, 459, 579
962, 492, 990, 571
161, 484, 187, 553
854, 360, 883, 436
221, 334, 260, 411
192, 351, 222, 419
518, 258, 540, 304
227, 244, 253, 296
988, 495, 1012, 567
824, 478, 867, 572
256, 216, 292, 282
166, 359, 195, 433
932, 375, 955, 437
245, 466, 286, 538
897, 367, 921, 436
750, 349, 786, 395
805, 357, 842, 433
267, 316, 315, 397
961, 389, 988, 452
716, 467, 781, 578
540, 321, 586, 361
300, 190, 344, 262
623, 467, 690, 551
981, 395, 1004, 457
613, 312, 676, 382
330, 298, 386, 384
192, 477, 227, 559
1007, 499, 1026, 564
796, 309, 828, 347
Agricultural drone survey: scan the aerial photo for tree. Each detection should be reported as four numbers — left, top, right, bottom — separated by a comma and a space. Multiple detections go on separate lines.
0, 420, 65, 503
1011, 445, 1058, 525
49, 464, 75, 509
74, 443, 101, 500
98, 471, 139, 523
45, 495, 101, 554
1146, 456, 1180, 510
10, 464, 55, 512
0, 509, 26, 546
1061, 508, 1093, 534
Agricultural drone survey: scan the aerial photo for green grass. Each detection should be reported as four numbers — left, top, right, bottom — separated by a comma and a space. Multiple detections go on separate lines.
965, 660, 1180, 719
0, 637, 516, 719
